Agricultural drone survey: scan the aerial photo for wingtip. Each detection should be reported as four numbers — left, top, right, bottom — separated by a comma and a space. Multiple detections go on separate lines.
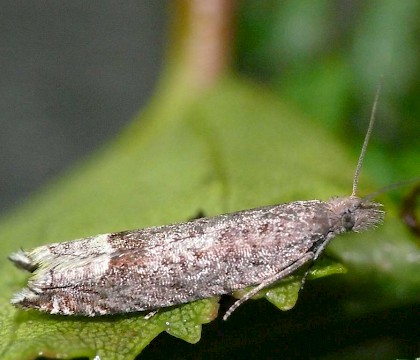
10, 288, 39, 307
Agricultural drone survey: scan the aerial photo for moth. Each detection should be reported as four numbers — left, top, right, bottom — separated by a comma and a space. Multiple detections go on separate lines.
9, 84, 385, 321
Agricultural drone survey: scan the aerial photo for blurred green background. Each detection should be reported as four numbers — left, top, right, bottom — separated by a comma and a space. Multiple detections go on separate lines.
235, 0, 419, 190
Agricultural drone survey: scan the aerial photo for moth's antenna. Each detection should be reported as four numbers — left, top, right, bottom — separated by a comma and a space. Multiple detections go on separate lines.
363, 177, 420, 202
351, 78, 383, 197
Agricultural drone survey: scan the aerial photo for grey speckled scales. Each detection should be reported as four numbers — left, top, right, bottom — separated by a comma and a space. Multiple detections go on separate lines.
10, 197, 383, 317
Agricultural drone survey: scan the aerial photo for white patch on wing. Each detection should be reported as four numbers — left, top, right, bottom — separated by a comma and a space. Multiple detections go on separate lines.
11, 288, 37, 304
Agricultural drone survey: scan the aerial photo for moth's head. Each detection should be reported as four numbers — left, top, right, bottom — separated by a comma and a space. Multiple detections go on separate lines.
327, 196, 385, 234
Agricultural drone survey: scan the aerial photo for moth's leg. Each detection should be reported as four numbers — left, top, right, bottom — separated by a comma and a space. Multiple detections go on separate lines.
299, 266, 313, 290
223, 252, 314, 321
144, 309, 159, 320
300, 233, 335, 290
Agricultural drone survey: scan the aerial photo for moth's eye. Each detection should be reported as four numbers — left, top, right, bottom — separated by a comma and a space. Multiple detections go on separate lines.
342, 213, 355, 231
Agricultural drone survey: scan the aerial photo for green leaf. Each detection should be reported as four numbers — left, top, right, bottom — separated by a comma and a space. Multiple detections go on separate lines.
0, 77, 418, 359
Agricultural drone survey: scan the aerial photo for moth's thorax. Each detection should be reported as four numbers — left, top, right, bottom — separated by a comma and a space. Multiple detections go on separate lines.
326, 196, 384, 234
